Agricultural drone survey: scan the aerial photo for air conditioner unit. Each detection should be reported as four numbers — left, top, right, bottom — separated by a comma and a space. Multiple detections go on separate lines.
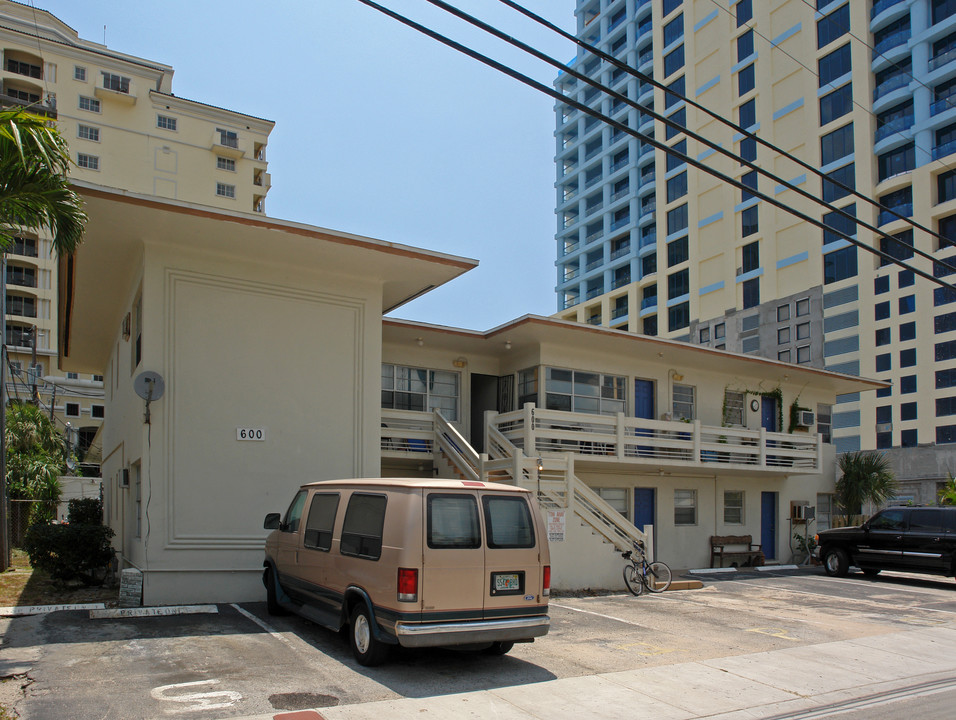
797, 410, 815, 427
876, 422, 893, 434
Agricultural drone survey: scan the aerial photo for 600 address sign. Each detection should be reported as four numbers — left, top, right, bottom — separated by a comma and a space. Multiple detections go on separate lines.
236, 428, 266, 441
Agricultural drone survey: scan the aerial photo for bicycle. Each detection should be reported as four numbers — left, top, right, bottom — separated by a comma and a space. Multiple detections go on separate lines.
622, 543, 672, 596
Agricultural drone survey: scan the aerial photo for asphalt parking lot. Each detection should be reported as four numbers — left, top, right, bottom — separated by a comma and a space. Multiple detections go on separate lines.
3, 566, 956, 719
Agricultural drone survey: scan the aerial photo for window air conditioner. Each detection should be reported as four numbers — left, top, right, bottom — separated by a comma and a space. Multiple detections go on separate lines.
797, 410, 815, 427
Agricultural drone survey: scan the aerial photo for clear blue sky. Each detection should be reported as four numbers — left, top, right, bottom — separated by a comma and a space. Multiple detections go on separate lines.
36, 0, 576, 330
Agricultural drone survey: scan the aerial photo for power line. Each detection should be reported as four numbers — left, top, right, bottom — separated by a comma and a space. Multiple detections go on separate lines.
359, 0, 956, 290
422, 0, 956, 281
496, 0, 956, 270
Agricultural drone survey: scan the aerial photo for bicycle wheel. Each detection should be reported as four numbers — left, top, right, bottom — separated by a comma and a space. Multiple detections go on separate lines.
645, 562, 672, 593
623, 563, 643, 596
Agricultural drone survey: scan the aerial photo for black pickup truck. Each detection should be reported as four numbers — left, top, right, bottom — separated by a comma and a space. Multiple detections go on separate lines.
815, 506, 956, 580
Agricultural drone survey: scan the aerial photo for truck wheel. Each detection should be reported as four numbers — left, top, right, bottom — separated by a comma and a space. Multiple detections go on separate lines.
823, 547, 849, 577
264, 567, 288, 616
350, 604, 389, 666
483, 641, 514, 656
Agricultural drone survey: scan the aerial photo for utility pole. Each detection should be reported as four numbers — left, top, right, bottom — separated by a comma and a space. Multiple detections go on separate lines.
1, 254, 9, 571
29, 325, 38, 405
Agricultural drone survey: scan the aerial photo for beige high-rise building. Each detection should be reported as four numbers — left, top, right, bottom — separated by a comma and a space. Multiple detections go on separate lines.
554, 0, 956, 503
1, 0, 274, 462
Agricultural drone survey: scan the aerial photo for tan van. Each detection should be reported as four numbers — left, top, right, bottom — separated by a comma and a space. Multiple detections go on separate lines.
263, 478, 551, 665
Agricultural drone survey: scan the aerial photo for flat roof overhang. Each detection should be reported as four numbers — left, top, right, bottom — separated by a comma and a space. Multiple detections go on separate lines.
59, 183, 477, 372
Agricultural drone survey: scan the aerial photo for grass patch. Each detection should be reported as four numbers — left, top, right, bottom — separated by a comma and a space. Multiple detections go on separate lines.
0, 549, 115, 607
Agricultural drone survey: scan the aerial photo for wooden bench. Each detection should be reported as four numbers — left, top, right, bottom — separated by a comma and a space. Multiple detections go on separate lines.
710, 535, 764, 568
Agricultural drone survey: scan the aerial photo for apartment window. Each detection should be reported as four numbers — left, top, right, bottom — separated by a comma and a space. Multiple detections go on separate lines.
796, 298, 810, 316
875, 300, 891, 320
778, 349, 792, 362
738, 99, 756, 129
216, 157, 236, 172
820, 84, 853, 125
875, 275, 890, 294
796, 322, 810, 341
899, 294, 915, 314
737, 29, 754, 61
91, 405, 105, 420
777, 304, 790, 322
642, 254, 657, 276
940, 397, 956, 417
938, 368, 956, 388
797, 345, 811, 363
675, 489, 697, 526
740, 170, 758, 202
901, 402, 917, 421
736, 0, 752, 26
940, 169, 956, 204
672, 383, 695, 420
11, 236, 37, 258
715, 323, 725, 340
662, 0, 682, 16
643, 316, 658, 336
937, 312, 956, 334
724, 390, 746, 426
217, 128, 239, 148
899, 270, 915, 289
382, 364, 460, 420
901, 375, 917, 394
824, 246, 857, 284
817, 404, 833, 443
740, 136, 757, 163
216, 182, 236, 198
778, 327, 791, 344
668, 269, 689, 299
822, 163, 854, 203
667, 204, 688, 234
77, 153, 99, 170
878, 142, 914, 182
597, 488, 628, 516
669, 301, 690, 331
875, 327, 891, 346
668, 236, 688, 266
724, 491, 744, 525
65, 402, 80, 418
544, 368, 626, 415
880, 229, 914, 265
821, 124, 854, 165
77, 124, 99, 142
738, 63, 755, 96
817, 4, 849, 48
900, 348, 917, 367
78, 95, 100, 113
741, 241, 760, 273
101, 72, 130, 93
939, 426, 956, 444
901, 429, 917, 447
934, 0, 956, 24
157, 115, 177, 131
742, 278, 759, 309
664, 45, 685, 77
818, 44, 851, 87
936, 286, 956, 306
700, 327, 711, 343
741, 205, 759, 237
667, 171, 687, 203
73, 65, 86, 81
666, 140, 687, 171
666, 108, 686, 139
663, 14, 683, 46
823, 204, 856, 245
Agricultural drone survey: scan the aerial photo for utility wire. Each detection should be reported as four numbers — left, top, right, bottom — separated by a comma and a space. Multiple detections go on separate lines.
496, 0, 956, 269
423, 0, 955, 279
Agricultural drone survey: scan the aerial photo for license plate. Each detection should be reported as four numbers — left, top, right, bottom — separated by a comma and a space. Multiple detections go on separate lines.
495, 573, 520, 591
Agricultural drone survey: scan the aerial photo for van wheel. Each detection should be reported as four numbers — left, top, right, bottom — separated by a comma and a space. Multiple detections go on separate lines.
350, 605, 389, 666
823, 547, 849, 577
483, 641, 514, 656
264, 567, 288, 616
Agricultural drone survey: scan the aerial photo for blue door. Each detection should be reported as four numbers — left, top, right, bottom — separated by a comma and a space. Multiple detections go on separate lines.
634, 379, 655, 456
761, 491, 777, 560
634, 488, 655, 532
761, 395, 778, 431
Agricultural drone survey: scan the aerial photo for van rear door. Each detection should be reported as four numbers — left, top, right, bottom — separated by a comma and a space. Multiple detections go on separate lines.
419, 491, 485, 622
480, 492, 544, 620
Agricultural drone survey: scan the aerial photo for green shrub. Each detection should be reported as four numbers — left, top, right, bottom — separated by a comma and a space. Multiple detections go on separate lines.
67, 497, 103, 525
23, 523, 115, 585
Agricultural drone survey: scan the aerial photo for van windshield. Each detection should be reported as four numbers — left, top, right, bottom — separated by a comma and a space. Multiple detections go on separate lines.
482, 495, 535, 549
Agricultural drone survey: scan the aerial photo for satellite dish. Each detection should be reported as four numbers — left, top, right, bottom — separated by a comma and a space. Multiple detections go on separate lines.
133, 371, 165, 401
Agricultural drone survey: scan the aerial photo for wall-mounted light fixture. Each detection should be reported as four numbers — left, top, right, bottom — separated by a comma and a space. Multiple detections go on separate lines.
416, 337, 424, 347
505, 340, 512, 350
453, 357, 467, 368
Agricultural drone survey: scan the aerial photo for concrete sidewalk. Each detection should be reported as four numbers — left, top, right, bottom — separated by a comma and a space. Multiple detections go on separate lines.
245, 626, 956, 720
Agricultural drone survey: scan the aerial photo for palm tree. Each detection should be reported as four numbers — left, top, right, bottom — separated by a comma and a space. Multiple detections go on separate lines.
0, 107, 87, 254
835, 450, 898, 525
5, 401, 68, 533
938, 473, 956, 506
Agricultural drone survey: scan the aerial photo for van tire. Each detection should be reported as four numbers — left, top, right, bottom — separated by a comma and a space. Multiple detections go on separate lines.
483, 641, 514, 656
350, 605, 389, 666
264, 567, 288, 616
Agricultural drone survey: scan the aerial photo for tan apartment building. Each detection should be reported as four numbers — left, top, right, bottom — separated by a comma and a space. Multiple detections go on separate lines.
1, 0, 274, 459
554, 0, 956, 503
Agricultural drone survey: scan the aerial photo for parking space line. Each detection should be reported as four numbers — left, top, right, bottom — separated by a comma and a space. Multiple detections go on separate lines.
734, 580, 956, 615
229, 603, 291, 645
550, 602, 651, 628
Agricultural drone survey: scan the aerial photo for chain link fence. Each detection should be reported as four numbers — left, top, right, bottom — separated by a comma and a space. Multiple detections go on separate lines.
8, 499, 43, 549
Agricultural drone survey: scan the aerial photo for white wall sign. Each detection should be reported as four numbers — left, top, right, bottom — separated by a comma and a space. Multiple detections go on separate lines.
547, 509, 566, 543
236, 427, 266, 441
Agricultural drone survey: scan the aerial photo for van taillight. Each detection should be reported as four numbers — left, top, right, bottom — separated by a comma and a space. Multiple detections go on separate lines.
542, 565, 551, 597
397, 568, 418, 602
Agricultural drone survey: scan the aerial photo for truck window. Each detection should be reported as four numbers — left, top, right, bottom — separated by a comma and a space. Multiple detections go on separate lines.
284, 490, 308, 533
909, 509, 944, 533
427, 494, 480, 549
304, 493, 339, 551
482, 495, 535, 549
869, 509, 906, 531
340, 493, 387, 560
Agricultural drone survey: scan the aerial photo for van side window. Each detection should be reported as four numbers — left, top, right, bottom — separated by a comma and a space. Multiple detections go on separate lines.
284, 490, 308, 533
340, 493, 387, 560
304, 493, 339, 551
427, 494, 480, 549
909, 509, 944, 533
482, 495, 535, 549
